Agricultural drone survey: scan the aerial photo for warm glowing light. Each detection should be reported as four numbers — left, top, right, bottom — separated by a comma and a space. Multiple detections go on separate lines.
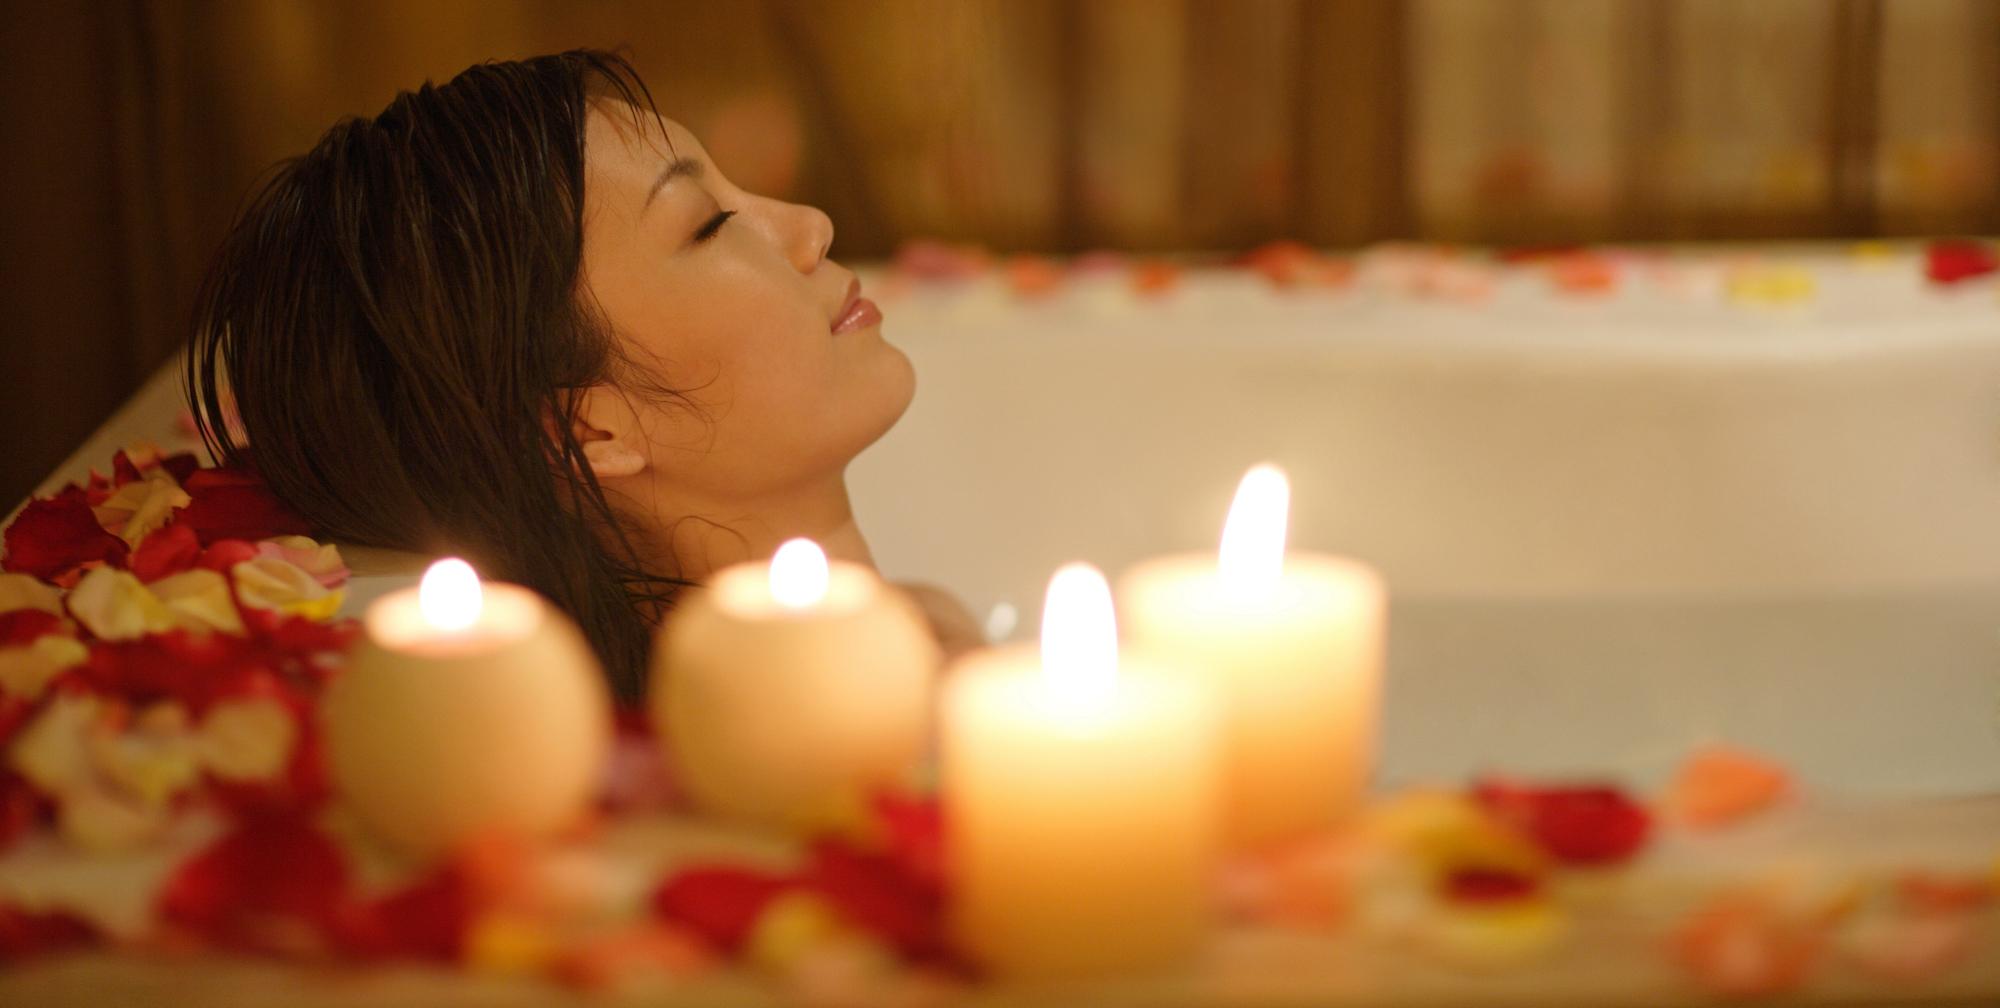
1218, 463, 1290, 592
419, 558, 483, 632
769, 538, 831, 610
1040, 562, 1118, 706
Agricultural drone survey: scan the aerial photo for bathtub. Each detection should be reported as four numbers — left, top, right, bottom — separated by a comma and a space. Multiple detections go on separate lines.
849, 281, 2000, 797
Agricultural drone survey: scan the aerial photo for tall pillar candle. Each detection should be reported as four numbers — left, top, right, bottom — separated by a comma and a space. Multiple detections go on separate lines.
945, 563, 1219, 979
1119, 465, 1385, 848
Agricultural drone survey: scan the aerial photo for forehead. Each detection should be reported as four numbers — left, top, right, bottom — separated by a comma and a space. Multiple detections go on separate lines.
583, 100, 701, 192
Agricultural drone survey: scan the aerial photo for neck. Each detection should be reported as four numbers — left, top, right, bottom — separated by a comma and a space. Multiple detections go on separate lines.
624, 474, 875, 582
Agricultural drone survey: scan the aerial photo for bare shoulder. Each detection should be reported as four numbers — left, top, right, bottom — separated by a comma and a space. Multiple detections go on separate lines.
892, 581, 987, 663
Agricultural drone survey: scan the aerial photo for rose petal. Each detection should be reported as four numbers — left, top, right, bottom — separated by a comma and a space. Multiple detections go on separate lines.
1473, 779, 1652, 866
333, 865, 477, 962
157, 809, 350, 952
177, 467, 312, 546
1924, 240, 1999, 284
57, 786, 171, 853
149, 569, 247, 636
2, 490, 129, 581
1664, 746, 1793, 829
65, 567, 176, 641
9, 693, 101, 794
0, 573, 63, 617
0, 770, 47, 853
0, 635, 89, 701
0, 903, 100, 964
87, 702, 203, 807
91, 470, 191, 548
803, 842, 946, 961
254, 537, 349, 589
129, 523, 202, 583
0, 609, 64, 648
198, 696, 297, 783
231, 557, 344, 622
652, 866, 795, 954
1672, 894, 1824, 997
197, 540, 260, 573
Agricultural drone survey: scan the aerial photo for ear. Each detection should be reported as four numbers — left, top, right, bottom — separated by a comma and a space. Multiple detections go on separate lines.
556, 385, 649, 480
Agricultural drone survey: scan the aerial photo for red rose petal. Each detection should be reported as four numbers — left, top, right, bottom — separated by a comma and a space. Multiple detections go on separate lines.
873, 791, 946, 893
160, 453, 201, 484
651, 866, 793, 954
1924, 240, 1999, 285
197, 539, 261, 573
1475, 778, 1652, 866
129, 523, 203, 583
333, 865, 476, 962
2, 490, 130, 581
110, 450, 145, 487
0, 903, 99, 964
804, 841, 947, 960
1443, 867, 1544, 905
0, 770, 48, 853
157, 809, 350, 952
0, 609, 63, 647
178, 468, 312, 546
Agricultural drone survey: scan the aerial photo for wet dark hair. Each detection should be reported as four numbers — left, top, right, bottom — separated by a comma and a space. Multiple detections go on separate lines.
186, 50, 687, 701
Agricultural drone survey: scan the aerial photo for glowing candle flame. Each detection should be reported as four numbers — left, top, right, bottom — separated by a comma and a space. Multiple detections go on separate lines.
1040, 562, 1118, 707
1218, 463, 1290, 593
419, 558, 483, 632
770, 538, 830, 610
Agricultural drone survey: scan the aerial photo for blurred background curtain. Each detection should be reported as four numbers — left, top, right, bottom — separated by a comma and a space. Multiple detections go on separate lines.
4, 0, 1997, 504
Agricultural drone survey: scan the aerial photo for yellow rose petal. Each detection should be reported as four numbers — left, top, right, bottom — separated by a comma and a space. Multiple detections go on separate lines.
0, 572, 64, 616
231, 556, 345, 620
10, 693, 101, 793
90, 470, 191, 548
199, 696, 297, 782
0, 635, 88, 700
66, 567, 175, 641
89, 703, 203, 807
149, 569, 246, 635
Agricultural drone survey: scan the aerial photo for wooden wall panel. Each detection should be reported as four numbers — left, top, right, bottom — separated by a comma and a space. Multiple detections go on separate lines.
7, 0, 2000, 503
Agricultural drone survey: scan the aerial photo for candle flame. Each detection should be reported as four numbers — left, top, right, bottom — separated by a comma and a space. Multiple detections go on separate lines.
419, 557, 483, 632
1218, 463, 1289, 592
769, 538, 830, 610
1040, 562, 1118, 706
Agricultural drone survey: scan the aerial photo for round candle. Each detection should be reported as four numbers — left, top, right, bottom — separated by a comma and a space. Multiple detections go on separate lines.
653, 538, 938, 829
946, 563, 1219, 979
323, 558, 612, 858
1119, 464, 1385, 848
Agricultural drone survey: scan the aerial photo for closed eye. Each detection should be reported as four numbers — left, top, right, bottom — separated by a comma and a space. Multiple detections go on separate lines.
692, 209, 736, 244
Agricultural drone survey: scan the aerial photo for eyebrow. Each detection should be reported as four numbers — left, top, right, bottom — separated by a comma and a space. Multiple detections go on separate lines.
643, 157, 705, 210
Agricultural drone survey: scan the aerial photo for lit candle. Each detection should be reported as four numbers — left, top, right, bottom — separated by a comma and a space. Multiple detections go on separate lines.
1119, 464, 1385, 848
653, 538, 939, 829
945, 563, 1219, 979
322, 558, 611, 858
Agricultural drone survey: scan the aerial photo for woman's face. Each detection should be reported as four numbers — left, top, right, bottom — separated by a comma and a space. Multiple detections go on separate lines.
578, 102, 913, 506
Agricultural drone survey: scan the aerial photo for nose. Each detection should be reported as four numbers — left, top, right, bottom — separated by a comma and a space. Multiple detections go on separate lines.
785, 202, 835, 273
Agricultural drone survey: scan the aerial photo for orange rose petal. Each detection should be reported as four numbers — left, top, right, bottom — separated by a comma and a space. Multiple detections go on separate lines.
1671, 895, 1823, 997
1664, 745, 1793, 829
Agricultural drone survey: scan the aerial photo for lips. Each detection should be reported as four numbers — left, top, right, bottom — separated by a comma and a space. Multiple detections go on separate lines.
831, 278, 882, 335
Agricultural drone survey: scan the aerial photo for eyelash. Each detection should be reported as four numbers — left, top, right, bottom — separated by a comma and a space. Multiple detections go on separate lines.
693, 210, 736, 244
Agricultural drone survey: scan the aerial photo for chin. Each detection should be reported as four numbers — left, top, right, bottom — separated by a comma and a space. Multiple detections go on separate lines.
856, 335, 918, 444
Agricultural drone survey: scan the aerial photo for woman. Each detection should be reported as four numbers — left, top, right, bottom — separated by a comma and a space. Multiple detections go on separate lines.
186, 50, 977, 700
